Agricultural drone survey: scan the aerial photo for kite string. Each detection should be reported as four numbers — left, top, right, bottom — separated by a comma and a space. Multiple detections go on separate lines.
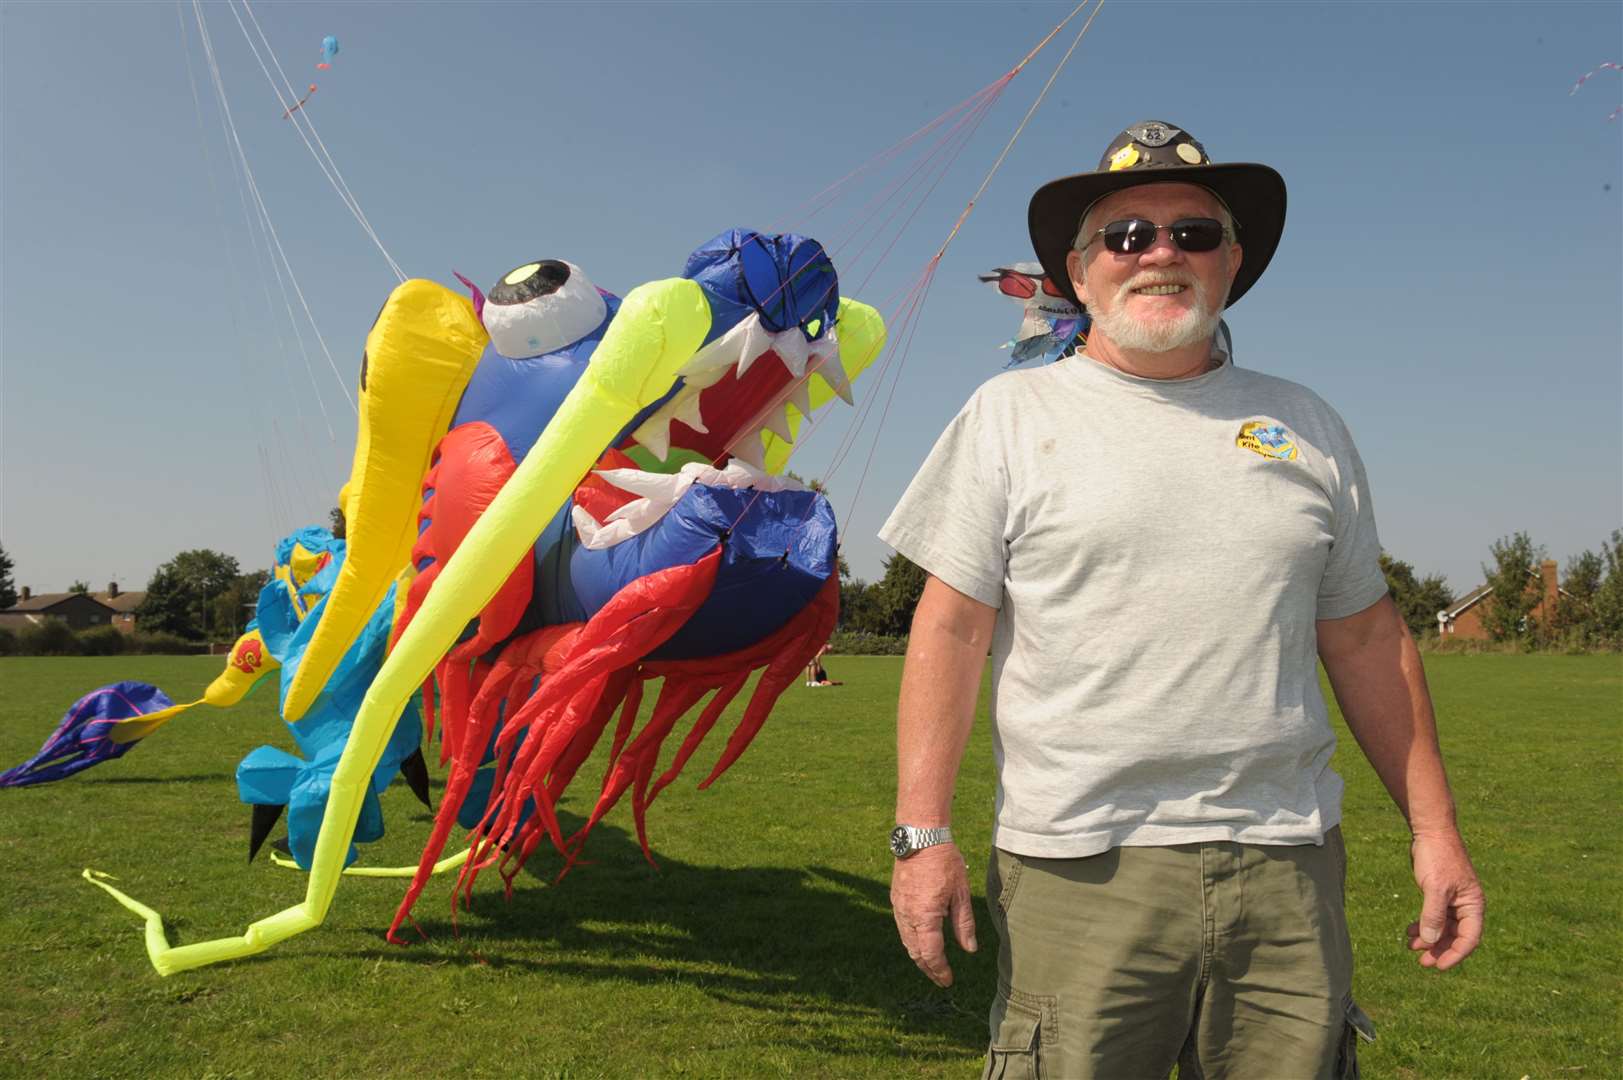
934, 0, 1105, 260
234, 0, 408, 282
720, 0, 1105, 540
191, 0, 356, 417
714, 72, 1007, 489
786, 76, 1010, 230
797, 0, 1107, 531
175, 0, 290, 536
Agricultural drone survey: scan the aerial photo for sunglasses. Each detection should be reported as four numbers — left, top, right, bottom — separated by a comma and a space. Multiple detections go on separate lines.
989, 269, 1067, 300
1080, 217, 1234, 255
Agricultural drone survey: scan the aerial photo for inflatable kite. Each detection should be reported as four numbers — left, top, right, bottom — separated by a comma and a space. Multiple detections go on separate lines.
981, 260, 1089, 365
82, 228, 886, 974
2, 526, 430, 869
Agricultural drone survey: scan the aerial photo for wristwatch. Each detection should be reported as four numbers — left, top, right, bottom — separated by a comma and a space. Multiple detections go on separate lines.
890, 824, 953, 859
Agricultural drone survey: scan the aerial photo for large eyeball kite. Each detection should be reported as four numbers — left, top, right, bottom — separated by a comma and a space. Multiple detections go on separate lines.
482, 260, 608, 359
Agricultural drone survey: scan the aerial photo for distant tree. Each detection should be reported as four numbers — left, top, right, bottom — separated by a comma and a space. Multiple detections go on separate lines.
1588, 529, 1623, 649
329, 506, 347, 541
210, 569, 271, 640
68, 580, 91, 594
1379, 552, 1455, 638
871, 553, 929, 636
838, 577, 880, 633
137, 549, 242, 640
1553, 549, 1604, 639
0, 543, 16, 609
1480, 532, 1544, 642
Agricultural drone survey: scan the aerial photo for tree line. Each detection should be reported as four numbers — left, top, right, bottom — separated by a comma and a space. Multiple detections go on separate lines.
2, 524, 1619, 652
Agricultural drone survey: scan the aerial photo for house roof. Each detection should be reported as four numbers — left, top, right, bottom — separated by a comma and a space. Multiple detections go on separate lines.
1439, 568, 1574, 622
0, 612, 44, 632
1441, 584, 1493, 620
3, 592, 115, 614
1, 590, 145, 614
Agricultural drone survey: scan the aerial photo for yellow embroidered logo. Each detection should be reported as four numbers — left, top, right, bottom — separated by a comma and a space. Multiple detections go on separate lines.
1236, 421, 1298, 461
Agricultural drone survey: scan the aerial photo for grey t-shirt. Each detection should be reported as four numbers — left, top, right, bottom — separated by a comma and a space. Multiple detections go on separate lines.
879, 353, 1388, 857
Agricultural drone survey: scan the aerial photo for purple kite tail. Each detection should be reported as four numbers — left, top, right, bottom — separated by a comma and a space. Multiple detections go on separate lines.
0, 681, 173, 788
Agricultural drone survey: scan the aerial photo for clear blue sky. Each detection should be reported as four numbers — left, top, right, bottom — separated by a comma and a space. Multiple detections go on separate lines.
3, 1, 1619, 600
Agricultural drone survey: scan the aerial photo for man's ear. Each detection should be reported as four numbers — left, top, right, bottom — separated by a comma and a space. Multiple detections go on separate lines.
1066, 248, 1090, 306
1226, 243, 1243, 290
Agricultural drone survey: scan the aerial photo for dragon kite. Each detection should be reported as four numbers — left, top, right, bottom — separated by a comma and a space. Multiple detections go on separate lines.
15, 228, 884, 975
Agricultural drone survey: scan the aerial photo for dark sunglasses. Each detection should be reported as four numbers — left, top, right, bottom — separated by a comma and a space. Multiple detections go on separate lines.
991, 269, 1067, 300
1081, 217, 1234, 255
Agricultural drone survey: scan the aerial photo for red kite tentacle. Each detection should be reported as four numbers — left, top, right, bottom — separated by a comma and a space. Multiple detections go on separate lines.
561, 675, 712, 873
698, 570, 839, 790
546, 667, 638, 801
602, 672, 648, 775
643, 672, 749, 811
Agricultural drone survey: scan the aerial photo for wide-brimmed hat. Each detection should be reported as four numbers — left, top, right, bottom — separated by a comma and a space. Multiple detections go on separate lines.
1028, 120, 1286, 309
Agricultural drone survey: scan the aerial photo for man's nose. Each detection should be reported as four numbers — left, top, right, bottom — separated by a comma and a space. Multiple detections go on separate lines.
1137, 231, 1184, 266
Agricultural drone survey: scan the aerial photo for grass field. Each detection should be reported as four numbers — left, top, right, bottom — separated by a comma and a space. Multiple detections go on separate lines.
0, 653, 1618, 1079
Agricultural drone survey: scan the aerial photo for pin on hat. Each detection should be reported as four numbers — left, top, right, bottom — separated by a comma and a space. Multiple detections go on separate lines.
1027, 120, 1287, 309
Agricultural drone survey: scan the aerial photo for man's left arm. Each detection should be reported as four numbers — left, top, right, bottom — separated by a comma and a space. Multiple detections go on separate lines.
1317, 595, 1485, 971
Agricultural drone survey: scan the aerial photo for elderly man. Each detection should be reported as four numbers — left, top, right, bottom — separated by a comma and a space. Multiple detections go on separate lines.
879, 121, 1484, 1079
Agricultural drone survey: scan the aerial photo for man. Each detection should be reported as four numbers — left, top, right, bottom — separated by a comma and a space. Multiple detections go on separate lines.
879, 121, 1484, 1079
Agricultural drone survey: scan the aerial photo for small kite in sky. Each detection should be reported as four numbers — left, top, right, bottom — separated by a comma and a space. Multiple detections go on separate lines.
1569, 61, 1621, 122
282, 83, 317, 120
317, 35, 340, 71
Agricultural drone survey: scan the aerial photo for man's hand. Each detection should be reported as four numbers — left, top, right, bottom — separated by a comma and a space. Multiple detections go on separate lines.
891, 843, 978, 987
1406, 829, 1485, 971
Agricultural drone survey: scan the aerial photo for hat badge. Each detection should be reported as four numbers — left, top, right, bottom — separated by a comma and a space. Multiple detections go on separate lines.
1133, 122, 1179, 147
1108, 143, 1141, 171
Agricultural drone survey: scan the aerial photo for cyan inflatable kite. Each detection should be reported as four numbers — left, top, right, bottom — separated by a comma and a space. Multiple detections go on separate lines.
83, 228, 886, 974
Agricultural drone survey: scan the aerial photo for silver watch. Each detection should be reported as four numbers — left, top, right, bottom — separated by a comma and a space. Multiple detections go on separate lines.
890, 824, 953, 859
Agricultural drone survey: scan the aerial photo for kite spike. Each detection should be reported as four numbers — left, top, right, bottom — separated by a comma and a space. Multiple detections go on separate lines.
398, 745, 432, 809
248, 803, 286, 863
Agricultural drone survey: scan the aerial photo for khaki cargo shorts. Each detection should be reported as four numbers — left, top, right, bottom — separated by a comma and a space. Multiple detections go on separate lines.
982, 827, 1376, 1080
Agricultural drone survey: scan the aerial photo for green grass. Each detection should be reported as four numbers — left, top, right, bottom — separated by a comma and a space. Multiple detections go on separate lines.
0, 653, 1617, 1078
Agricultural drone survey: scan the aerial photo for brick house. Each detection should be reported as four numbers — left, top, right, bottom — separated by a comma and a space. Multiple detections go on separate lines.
0, 582, 148, 634
1437, 560, 1565, 640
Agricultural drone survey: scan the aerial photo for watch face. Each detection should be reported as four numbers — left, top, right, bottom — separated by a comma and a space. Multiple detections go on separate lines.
890, 826, 910, 857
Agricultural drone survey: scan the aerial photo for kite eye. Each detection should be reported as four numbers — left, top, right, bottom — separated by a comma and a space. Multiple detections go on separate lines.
481, 259, 608, 359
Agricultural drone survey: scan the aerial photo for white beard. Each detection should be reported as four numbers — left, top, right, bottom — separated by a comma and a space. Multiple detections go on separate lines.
1088, 274, 1226, 353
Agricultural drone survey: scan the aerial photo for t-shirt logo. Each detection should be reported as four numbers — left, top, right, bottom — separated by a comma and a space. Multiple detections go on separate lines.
1236, 420, 1298, 461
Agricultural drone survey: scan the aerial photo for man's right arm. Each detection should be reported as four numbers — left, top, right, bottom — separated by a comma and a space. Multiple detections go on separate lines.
891, 573, 998, 988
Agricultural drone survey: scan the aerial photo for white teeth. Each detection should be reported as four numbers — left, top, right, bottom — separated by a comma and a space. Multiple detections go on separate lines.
729, 429, 767, 469
786, 379, 813, 419
631, 415, 671, 461
1134, 284, 1186, 295
761, 404, 793, 442
815, 357, 854, 405
671, 391, 708, 434
592, 467, 681, 499
734, 343, 768, 379
773, 333, 812, 378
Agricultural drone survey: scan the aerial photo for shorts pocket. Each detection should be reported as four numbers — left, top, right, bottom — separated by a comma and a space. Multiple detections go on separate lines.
992, 848, 1025, 916
982, 990, 1044, 1080
1334, 998, 1377, 1079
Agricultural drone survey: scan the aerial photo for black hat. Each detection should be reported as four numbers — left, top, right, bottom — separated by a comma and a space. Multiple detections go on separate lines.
1027, 120, 1286, 309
